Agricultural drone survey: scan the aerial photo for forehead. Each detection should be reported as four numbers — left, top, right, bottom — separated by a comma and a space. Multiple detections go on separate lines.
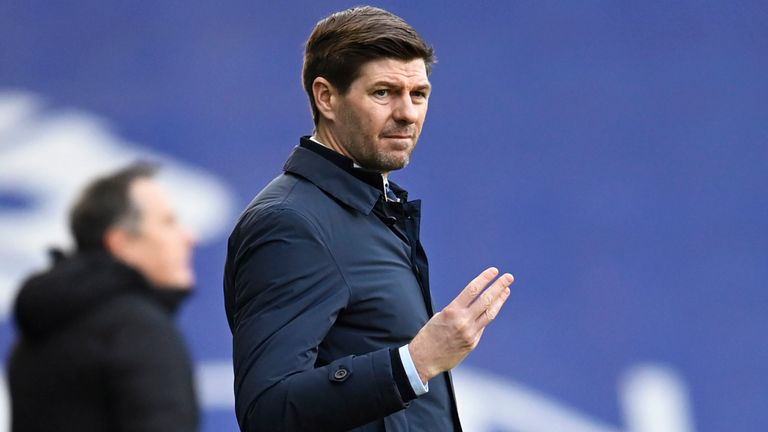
129, 178, 172, 214
354, 58, 430, 87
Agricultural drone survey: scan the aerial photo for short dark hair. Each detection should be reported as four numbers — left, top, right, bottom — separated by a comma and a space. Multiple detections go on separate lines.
69, 163, 158, 251
302, 6, 436, 125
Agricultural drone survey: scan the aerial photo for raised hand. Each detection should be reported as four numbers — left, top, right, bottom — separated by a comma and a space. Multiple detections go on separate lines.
408, 267, 514, 382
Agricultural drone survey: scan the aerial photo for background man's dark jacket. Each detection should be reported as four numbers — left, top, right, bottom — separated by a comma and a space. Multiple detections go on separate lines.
7, 252, 199, 432
224, 138, 461, 431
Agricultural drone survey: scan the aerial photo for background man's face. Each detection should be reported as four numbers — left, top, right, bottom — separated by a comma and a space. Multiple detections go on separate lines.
334, 58, 431, 173
119, 178, 196, 289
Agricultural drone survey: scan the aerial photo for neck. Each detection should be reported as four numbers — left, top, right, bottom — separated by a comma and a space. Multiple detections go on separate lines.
312, 125, 390, 178
313, 124, 353, 162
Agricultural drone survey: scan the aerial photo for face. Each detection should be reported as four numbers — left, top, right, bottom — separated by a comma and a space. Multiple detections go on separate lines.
326, 58, 431, 173
112, 178, 196, 289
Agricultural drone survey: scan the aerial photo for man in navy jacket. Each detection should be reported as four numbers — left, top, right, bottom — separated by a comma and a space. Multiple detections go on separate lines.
224, 6, 515, 431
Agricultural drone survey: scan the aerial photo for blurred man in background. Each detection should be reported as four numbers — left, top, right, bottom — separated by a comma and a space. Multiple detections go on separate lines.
7, 163, 199, 432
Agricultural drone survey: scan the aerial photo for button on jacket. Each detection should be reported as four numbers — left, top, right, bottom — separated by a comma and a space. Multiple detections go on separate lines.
224, 137, 461, 431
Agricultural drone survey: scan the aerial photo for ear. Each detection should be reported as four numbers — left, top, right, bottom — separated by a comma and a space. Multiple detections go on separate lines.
312, 77, 338, 122
104, 227, 132, 261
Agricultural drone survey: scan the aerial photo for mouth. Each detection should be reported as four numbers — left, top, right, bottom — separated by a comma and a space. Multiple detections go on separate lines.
381, 125, 416, 139
382, 134, 413, 140
381, 136, 413, 150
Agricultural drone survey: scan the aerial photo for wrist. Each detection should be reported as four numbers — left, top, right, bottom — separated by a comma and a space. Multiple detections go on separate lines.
407, 342, 437, 383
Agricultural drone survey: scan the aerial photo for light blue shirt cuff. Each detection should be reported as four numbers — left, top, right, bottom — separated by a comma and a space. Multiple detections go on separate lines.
398, 344, 429, 396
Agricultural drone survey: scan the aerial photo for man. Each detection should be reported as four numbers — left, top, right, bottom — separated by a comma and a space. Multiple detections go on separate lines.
8, 164, 199, 432
224, 6, 514, 431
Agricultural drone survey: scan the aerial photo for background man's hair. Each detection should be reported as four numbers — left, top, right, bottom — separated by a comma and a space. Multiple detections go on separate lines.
70, 162, 158, 252
302, 6, 436, 125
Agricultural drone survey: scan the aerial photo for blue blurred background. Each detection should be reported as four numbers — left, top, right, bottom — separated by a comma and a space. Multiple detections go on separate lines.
1, 1, 766, 431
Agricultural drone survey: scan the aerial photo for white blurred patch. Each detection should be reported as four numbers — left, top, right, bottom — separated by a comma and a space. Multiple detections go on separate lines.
0, 89, 236, 320
454, 363, 694, 432
620, 364, 695, 432
195, 361, 236, 410
454, 366, 621, 432
189, 361, 694, 432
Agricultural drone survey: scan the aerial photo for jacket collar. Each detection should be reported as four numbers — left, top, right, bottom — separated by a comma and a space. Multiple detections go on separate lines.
283, 136, 391, 215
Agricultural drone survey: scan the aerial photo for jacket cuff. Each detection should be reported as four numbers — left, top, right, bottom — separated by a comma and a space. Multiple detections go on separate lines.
389, 347, 417, 402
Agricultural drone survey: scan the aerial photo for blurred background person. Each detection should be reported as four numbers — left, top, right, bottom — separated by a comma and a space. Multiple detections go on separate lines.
6, 163, 199, 432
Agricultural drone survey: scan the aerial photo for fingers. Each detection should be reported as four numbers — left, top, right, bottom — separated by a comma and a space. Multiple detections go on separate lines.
453, 267, 499, 308
412, 269, 514, 379
476, 281, 511, 327
470, 273, 514, 321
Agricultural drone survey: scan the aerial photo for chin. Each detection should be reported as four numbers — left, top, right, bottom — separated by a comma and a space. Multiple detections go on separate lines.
176, 275, 196, 289
162, 270, 195, 290
384, 154, 411, 171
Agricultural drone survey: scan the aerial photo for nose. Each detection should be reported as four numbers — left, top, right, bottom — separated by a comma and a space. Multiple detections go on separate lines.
392, 94, 419, 124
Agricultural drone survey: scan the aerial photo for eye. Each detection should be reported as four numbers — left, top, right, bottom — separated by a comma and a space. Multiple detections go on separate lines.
372, 89, 389, 98
411, 90, 428, 100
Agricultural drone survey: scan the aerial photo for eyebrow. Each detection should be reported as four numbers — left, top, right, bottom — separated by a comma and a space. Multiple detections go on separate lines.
371, 80, 432, 92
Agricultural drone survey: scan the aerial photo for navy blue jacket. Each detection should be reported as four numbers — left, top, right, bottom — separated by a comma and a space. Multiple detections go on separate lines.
224, 138, 461, 431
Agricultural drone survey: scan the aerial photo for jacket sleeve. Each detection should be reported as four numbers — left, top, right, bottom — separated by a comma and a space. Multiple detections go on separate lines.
105, 298, 199, 432
226, 207, 408, 431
